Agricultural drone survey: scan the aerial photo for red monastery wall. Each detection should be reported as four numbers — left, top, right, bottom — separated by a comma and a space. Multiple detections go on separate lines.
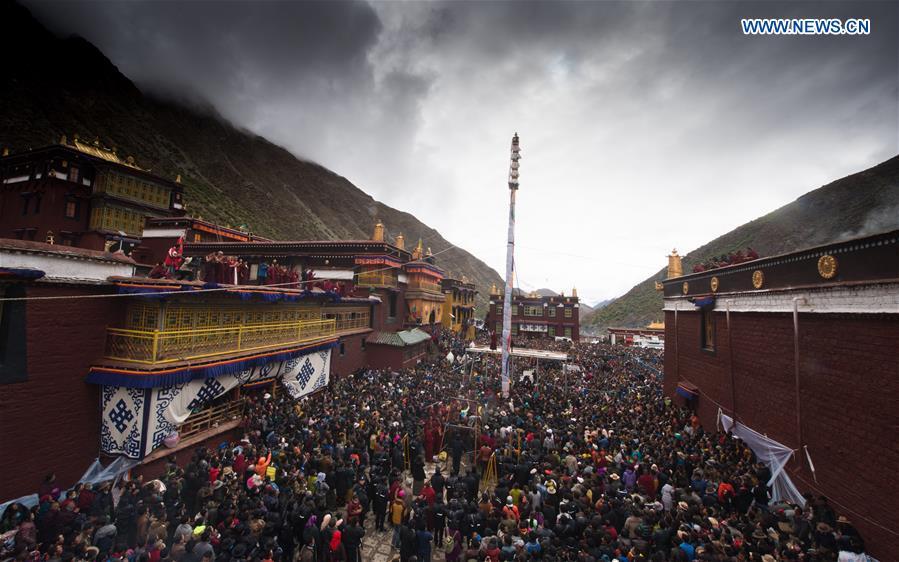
0, 285, 122, 501
330, 332, 368, 379
664, 309, 899, 560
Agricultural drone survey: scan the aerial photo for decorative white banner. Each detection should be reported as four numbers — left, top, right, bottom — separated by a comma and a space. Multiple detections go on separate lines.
100, 386, 149, 459
99, 350, 332, 459
280, 349, 331, 400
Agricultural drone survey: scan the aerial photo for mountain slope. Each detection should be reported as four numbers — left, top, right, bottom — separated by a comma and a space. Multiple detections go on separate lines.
585, 155, 899, 331
0, 1, 502, 309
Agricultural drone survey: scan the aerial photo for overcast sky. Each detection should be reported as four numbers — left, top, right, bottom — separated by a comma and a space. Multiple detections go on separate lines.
26, 0, 898, 304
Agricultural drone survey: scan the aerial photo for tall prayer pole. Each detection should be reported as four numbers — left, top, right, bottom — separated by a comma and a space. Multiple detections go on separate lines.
501, 133, 521, 398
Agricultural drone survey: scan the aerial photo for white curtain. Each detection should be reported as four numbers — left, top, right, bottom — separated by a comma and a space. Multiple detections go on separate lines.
78, 456, 141, 486
720, 410, 806, 506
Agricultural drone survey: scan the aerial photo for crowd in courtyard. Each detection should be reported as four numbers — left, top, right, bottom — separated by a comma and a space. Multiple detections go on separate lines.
0, 333, 871, 562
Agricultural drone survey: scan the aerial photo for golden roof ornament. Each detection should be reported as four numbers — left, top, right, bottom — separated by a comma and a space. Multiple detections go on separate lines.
395, 233, 405, 250
572, 287, 578, 298
175, 174, 182, 184
60, 134, 67, 145
412, 238, 424, 260
490, 283, 499, 296
372, 220, 385, 242
817, 255, 837, 279
752, 269, 764, 289
1, 147, 8, 157
667, 248, 683, 279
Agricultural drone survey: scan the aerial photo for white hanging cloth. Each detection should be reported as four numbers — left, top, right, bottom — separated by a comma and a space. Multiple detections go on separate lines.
720, 409, 806, 506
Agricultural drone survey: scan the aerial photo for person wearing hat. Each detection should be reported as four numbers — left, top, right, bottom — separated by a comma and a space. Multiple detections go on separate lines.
502, 497, 520, 522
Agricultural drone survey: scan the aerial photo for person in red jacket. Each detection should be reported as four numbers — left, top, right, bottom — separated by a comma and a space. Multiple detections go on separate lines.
419, 481, 436, 507
233, 450, 247, 476
636, 466, 656, 497
718, 480, 736, 507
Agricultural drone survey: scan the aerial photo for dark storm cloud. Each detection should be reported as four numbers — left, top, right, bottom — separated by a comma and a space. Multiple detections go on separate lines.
28, 0, 383, 98
20, 0, 899, 302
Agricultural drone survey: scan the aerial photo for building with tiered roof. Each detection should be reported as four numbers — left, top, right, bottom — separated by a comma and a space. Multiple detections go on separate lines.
441, 276, 477, 339
0, 141, 463, 503
485, 286, 580, 341
1, 135, 185, 251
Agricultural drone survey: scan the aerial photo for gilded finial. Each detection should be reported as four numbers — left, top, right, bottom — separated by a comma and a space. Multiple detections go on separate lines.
412, 238, 424, 260
1, 147, 8, 157
667, 248, 683, 279
572, 287, 578, 298
395, 233, 405, 250
175, 174, 182, 184
372, 220, 385, 242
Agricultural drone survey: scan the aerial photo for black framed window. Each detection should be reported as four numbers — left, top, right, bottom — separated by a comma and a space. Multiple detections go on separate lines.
388, 293, 397, 319
701, 309, 716, 351
0, 285, 28, 384
65, 199, 79, 219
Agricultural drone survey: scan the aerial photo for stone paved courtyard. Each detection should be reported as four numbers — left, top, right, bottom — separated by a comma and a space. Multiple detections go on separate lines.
356, 460, 453, 562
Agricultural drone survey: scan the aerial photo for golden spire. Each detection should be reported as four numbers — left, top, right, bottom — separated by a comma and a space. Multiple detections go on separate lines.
372, 220, 385, 242
667, 248, 683, 279
412, 238, 423, 260
572, 287, 578, 298
395, 232, 405, 250
175, 174, 182, 184
426, 246, 433, 257
490, 283, 499, 296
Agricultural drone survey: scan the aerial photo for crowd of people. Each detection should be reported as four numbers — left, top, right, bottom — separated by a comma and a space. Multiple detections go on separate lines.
691, 249, 760, 273
146, 244, 351, 297
0, 333, 871, 562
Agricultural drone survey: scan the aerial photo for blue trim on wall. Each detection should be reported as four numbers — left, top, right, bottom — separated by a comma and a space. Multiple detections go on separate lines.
87, 340, 337, 388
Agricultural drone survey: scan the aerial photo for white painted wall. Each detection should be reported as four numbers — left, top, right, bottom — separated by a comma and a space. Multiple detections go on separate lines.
0, 251, 134, 282
664, 283, 899, 314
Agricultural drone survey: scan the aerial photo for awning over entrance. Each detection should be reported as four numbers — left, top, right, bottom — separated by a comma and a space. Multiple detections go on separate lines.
676, 381, 699, 399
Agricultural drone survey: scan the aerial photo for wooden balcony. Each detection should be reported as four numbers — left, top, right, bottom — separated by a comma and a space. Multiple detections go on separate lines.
178, 399, 245, 440
323, 306, 371, 333
105, 318, 337, 364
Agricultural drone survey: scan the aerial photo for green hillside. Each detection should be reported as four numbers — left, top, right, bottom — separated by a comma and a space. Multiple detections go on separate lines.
585, 154, 899, 332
